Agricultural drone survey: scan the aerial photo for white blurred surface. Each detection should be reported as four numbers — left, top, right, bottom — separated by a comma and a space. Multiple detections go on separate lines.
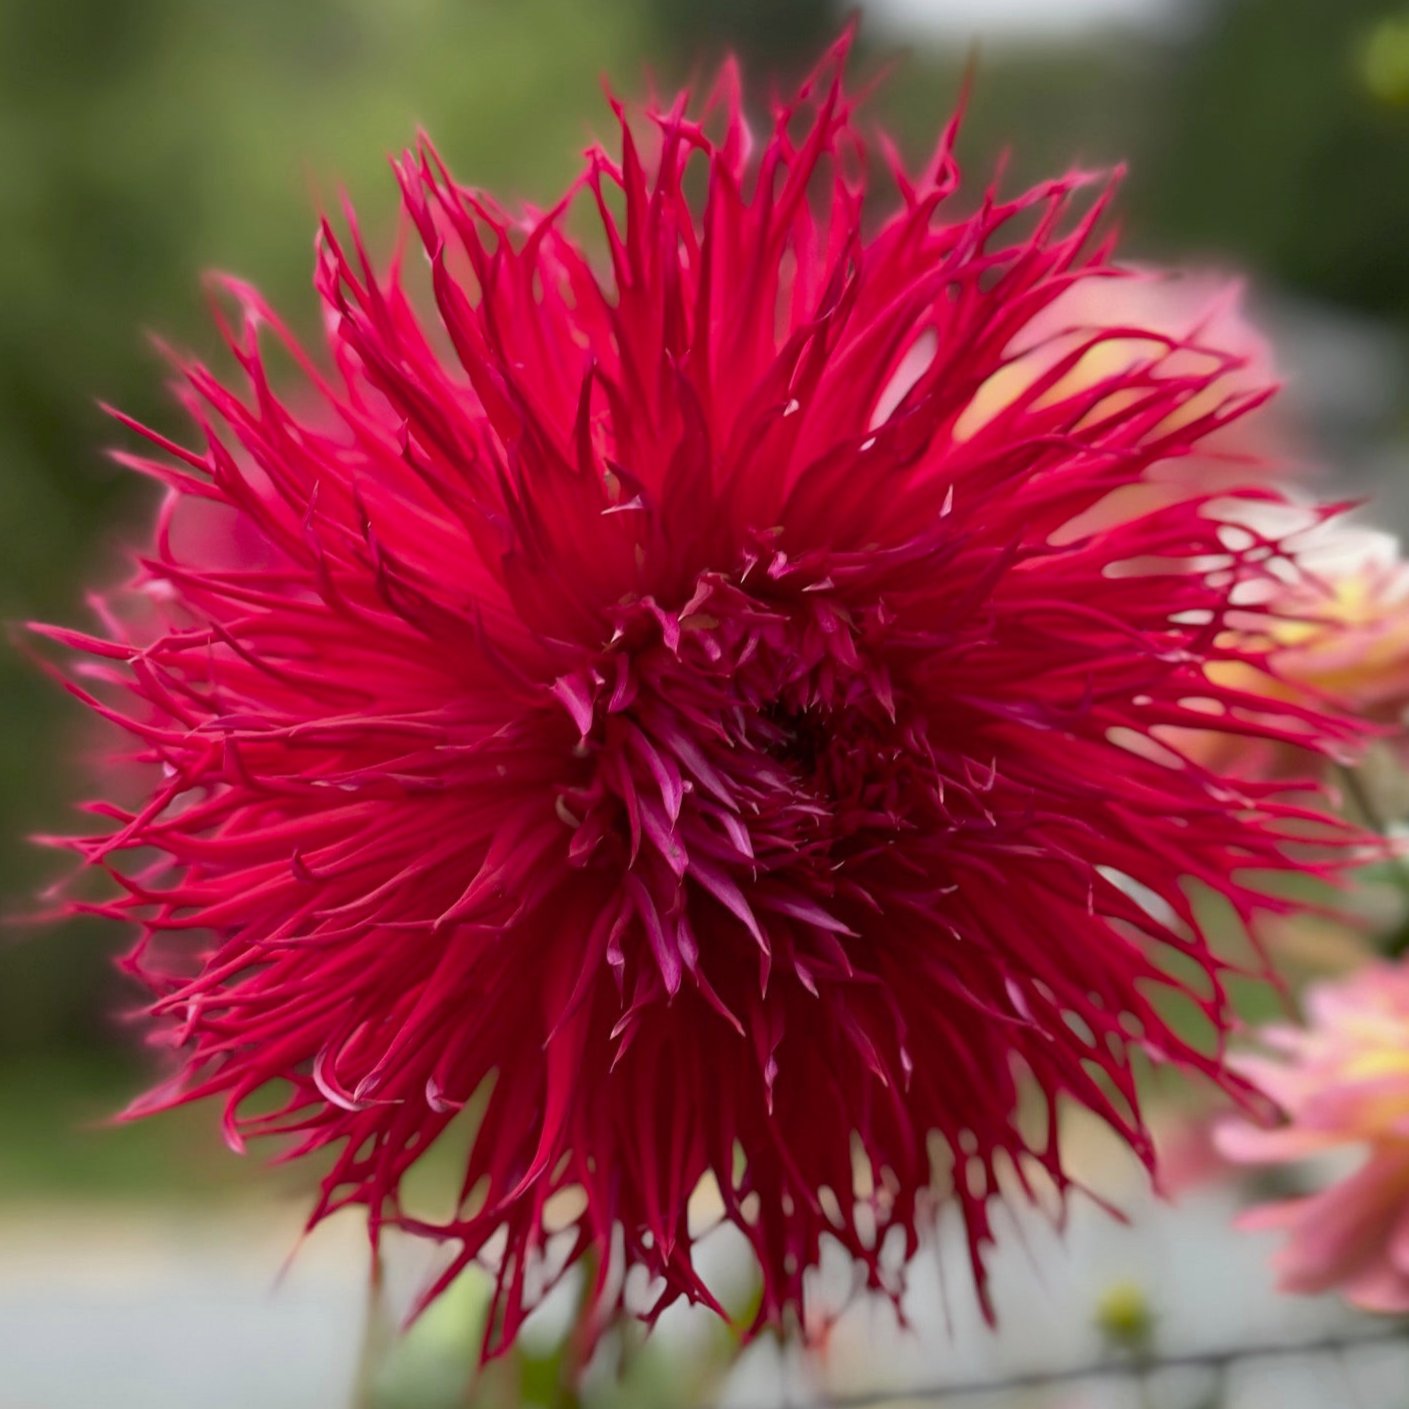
864, 0, 1180, 42
4, 1168, 1405, 1409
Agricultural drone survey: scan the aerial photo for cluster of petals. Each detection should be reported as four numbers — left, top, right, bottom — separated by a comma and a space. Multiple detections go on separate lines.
40, 36, 1365, 1355
1218, 960, 1409, 1312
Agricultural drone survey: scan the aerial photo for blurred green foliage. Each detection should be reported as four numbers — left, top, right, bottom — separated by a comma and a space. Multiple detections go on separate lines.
2, 0, 1408, 1069
0, 0, 657, 1050
1145, 0, 1409, 321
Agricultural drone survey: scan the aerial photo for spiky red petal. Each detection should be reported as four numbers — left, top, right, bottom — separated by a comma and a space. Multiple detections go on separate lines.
43, 36, 1363, 1355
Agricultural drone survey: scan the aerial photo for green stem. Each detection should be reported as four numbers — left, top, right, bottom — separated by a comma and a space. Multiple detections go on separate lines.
1135, 1364, 1158, 1409
554, 1247, 601, 1409
1337, 764, 1409, 957
351, 1250, 388, 1409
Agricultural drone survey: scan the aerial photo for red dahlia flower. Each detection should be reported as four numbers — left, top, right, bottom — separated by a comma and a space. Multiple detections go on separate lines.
40, 38, 1363, 1355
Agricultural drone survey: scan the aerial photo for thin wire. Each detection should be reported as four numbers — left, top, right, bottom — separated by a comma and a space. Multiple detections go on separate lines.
713, 1324, 1409, 1409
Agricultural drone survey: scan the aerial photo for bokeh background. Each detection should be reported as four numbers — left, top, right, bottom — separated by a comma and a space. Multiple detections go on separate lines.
4, 1, 1409, 1406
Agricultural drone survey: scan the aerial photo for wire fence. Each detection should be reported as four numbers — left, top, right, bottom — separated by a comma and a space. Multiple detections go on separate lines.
721, 1323, 1409, 1409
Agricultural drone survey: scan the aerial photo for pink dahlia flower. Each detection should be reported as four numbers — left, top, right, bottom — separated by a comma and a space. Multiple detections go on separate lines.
1183, 513, 1409, 777
1228, 519, 1409, 722
956, 270, 1281, 493
1218, 961, 1409, 1312
40, 39, 1364, 1354
950, 271, 1290, 567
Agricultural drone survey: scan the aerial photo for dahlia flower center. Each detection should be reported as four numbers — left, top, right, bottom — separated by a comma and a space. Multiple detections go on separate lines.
759, 699, 837, 781
664, 578, 911, 816
547, 564, 932, 1004
758, 697, 919, 819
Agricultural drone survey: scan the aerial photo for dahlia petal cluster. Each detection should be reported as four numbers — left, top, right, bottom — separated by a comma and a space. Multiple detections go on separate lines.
43, 39, 1363, 1353
1218, 961, 1409, 1311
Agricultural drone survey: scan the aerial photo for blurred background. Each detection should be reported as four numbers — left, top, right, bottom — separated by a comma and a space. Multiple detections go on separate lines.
4, 1, 1409, 1405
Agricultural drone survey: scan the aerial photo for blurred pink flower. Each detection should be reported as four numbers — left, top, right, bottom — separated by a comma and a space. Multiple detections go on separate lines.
1152, 1104, 1238, 1197
955, 270, 1276, 436
1218, 961, 1409, 1311
1254, 525, 1409, 720
1183, 516, 1409, 777
952, 270, 1283, 539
